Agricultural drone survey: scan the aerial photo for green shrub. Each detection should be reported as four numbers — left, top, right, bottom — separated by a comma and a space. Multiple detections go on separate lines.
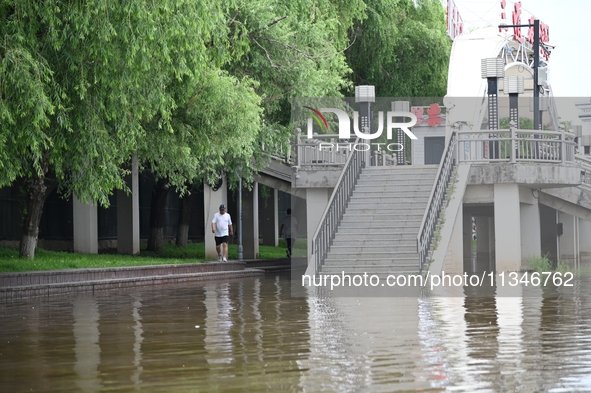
527, 255, 552, 273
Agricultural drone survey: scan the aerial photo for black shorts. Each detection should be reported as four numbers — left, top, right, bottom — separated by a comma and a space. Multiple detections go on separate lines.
215, 236, 229, 245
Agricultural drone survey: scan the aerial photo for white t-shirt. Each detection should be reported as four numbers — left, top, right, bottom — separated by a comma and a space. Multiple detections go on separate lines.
212, 212, 232, 237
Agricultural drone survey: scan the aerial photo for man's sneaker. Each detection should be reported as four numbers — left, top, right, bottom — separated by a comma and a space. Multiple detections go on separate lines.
218, 255, 222, 262
286, 250, 291, 258
222, 257, 227, 262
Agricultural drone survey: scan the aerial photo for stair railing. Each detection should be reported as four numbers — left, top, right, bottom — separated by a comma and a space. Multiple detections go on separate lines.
417, 131, 458, 272
575, 155, 591, 188
312, 137, 365, 273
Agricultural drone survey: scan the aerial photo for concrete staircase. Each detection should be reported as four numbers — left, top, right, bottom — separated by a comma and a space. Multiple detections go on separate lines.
320, 165, 438, 276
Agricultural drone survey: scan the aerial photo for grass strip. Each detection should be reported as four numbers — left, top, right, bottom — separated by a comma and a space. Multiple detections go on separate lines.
0, 239, 306, 273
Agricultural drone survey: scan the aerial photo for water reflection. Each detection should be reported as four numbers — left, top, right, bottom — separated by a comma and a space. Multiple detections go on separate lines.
131, 295, 144, 390
73, 296, 102, 392
1, 273, 591, 391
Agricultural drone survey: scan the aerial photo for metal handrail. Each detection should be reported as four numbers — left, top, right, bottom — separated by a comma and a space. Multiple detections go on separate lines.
311, 137, 365, 273
417, 131, 458, 272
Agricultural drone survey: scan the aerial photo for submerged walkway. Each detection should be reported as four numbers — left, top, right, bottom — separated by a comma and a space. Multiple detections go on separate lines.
0, 258, 295, 300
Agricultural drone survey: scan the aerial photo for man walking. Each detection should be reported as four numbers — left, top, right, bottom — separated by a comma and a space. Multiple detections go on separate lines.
212, 204, 233, 262
280, 208, 298, 258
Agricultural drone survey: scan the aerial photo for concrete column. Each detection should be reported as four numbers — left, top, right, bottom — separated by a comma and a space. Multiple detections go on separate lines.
204, 176, 228, 259
488, 219, 495, 272
73, 196, 98, 254
475, 216, 490, 271
260, 188, 278, 246
242, 182, 259, 259
305, 188, 331, 266
463, 211, 472, 271
444, 205, 463, 274
539, 204, 558, 265
117, 153, 140, 255
494, 184, 521, 271
580, 220, 591, 260
520, 199, 541, 269
558, 212, 578, 266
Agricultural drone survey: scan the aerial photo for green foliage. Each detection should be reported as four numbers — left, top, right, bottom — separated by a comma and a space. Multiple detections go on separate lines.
227, 0, 365, 127
0, 0, 237, 205
527, 255, 553, 273
500, 117, 534, 130
346, 0, 451, 97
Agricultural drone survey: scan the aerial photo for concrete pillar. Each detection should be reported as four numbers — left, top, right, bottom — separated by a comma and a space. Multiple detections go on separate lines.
260, 188, 278, 246
463, 211, 472, 271
475, 216, 491, 271
444, 205, 463, 274
558, 212, 578, 266
204, 176, 228, 259
242, 182, 259, 259
494, 184, 521, 271
520, 199, 541, 269
539, 204, 558, 265
488, 219, 495, 271
580, 220, 591, 260
73, 196, 98, 254
117, 153, 140, 255
305, 188, 331, 267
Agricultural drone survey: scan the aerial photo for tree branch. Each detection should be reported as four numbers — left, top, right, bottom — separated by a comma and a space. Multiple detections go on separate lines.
267, 16, 287, 28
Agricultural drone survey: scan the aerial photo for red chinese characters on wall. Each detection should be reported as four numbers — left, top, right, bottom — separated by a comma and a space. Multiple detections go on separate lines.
426, 104, 443, 127
411, 107, 424, 126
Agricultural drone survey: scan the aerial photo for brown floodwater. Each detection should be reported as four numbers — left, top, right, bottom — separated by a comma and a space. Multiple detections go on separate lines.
2, 271, 591, 392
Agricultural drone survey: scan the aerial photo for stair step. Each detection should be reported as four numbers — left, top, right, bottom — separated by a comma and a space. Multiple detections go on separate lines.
332, 234, 418, 240
348, 196, 430, 203
329, 244, 416, 252
336, 226, 419, 233
323, 251, 420, 259
354, 184, 433, 190
320, 267, 421, 274
341, 219, 421, 228
331, 235, 417, 242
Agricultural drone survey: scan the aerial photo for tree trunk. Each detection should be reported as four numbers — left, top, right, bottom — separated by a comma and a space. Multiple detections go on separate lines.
176, 191, 195, 247
19, 168, 57, 259
146, 178, 169, 253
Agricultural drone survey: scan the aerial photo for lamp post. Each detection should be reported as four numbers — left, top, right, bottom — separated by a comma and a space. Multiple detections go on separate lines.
355, 85, 375, 166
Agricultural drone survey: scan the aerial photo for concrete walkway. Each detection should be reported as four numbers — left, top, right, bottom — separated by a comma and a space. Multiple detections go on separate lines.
0, 258, 292, 300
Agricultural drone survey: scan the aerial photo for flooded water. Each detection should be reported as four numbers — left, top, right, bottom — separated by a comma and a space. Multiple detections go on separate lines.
2, 272, 591, 392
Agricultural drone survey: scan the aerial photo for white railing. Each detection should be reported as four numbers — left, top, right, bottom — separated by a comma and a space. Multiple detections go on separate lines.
261, 130, 293, 164
457, 128, 576, 164
294, 131, 351, 167
417, 131, 458, 272
576, 155, 591, 187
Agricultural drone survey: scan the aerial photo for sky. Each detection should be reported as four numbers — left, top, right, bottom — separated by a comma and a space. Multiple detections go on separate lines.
452, 0, 591, 98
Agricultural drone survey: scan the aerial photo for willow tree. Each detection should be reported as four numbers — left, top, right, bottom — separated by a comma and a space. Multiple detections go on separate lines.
346, 0, 451, 97
226, 0, 366, 128
139, 69, 263, 252
164, 0, 367, 250
0, 0, 233, 258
